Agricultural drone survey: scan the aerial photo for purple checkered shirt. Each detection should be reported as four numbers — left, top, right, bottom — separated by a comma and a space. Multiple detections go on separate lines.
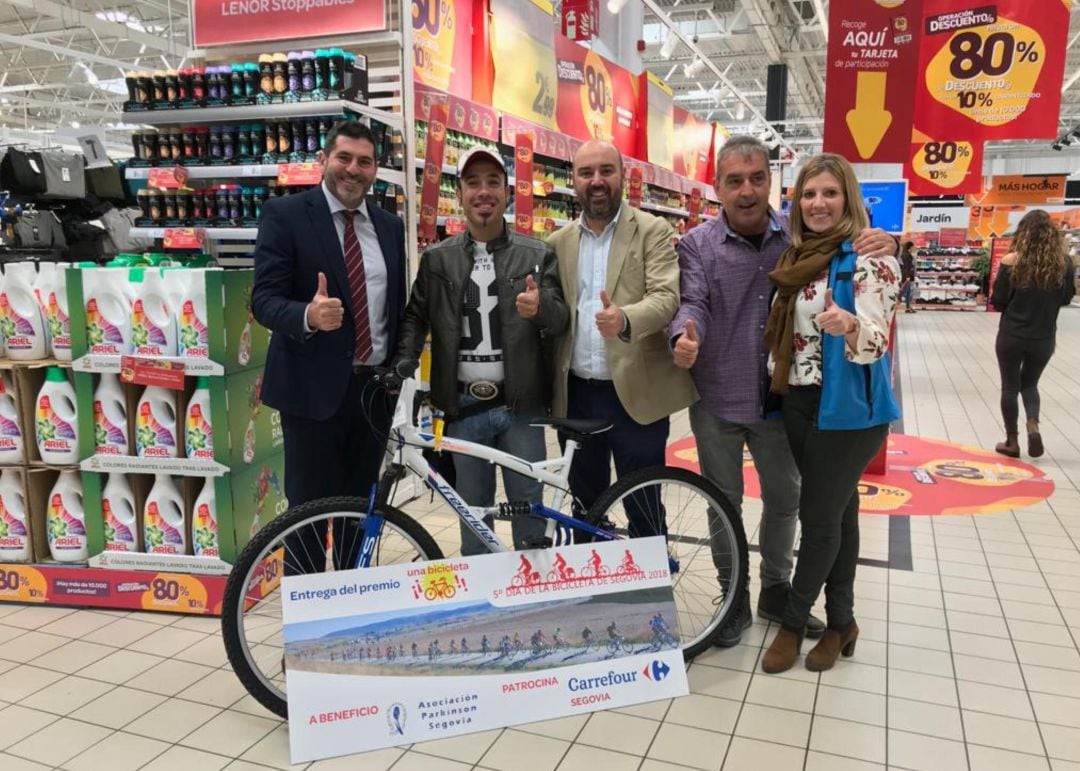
670, 210, 790, 425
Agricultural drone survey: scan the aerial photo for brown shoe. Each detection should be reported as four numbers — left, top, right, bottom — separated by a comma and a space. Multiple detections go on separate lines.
1027, 419, 1043, 458
761, 627, 804, 674
805, 621, 859, 672
995, 433, 1020, 458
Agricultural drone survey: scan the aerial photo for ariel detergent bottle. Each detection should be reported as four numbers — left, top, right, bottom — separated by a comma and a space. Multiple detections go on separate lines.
0, 371, 25, 465
131, 268, 177, 357
192, 478, 218, 558
238, 311, 254, 366
0, 261, 47, 360
185, 378, 213, 460
36, 367, 79, 465
143, 474, 185, 555
135, 386, 179, 458
47, 470, 86, 562
0, 468, 30, 562
43, 262, 72, 361
84, 268, 132, 356
102, 473, 138, 552
93, 373, 129, 455
176, 269, 210, 359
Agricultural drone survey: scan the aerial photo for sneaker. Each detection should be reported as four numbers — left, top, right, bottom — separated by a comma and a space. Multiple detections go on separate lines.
713, 591, 752, 648
757, 583, 825, 640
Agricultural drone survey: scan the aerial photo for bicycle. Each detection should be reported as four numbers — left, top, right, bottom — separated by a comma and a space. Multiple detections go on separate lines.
607, 634, 634, 655
222, 362, 747, 718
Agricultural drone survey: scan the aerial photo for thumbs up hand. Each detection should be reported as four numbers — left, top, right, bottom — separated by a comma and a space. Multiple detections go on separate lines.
306, 272, 345, 331
594, 290, 624, 339
516, 274, 540, 319
815, 289, 858, 337
673, 319, 699, 369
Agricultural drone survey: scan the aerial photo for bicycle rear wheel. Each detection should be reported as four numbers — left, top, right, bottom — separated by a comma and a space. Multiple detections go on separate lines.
586, 466, 748, 660
221, 497, 442, 718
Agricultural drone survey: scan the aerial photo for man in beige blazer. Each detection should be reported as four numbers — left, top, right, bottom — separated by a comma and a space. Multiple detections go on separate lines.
548, 140, 698, 537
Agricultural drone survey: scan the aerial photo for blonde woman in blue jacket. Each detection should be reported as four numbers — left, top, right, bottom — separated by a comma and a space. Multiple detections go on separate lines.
760, 153, 901, 674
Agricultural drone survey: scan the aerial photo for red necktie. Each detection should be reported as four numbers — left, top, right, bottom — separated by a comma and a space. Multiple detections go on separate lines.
340, 209, 374, 362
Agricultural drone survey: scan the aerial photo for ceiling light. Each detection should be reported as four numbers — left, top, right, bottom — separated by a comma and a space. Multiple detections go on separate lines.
607, 0, 629, 13
660, 31, 679, 59
736, 103, 746, 121
684, 57, 707, 78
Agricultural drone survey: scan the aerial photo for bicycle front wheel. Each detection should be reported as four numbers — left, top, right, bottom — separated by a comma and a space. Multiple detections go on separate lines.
587, 466, 748, 660
221, 497, 443, 718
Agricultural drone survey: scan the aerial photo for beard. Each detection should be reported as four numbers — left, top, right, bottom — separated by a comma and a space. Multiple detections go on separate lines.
582, 184, 622, 221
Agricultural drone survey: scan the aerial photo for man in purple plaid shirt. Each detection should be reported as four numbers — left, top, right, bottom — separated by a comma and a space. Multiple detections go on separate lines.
670, 136, 897, 647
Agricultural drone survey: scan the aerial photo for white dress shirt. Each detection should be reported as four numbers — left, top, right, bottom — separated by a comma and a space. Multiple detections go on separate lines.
570, 212, 621, 380
317, 183, 389, 366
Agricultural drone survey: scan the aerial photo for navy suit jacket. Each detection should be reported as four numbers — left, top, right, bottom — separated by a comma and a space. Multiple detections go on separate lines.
252, 185, 407, 421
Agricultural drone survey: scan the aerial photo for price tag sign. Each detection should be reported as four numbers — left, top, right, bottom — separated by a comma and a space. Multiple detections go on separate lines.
579, 50, 614, 140
627, 166, 643, 208
905, 128, 983, 196
514, 133, 535, 236
443, 217, 466, 235
491, 0, 558, 129
916, 2, 1069, 140
278, 163, 323, 186
140, 573, 210, 612
163, 228, 204, 250
148, 168, 182, 189
120, 356, 187, 390
76, 129, 112, 169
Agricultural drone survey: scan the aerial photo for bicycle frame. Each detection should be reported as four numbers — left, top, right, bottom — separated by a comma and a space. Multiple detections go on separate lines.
354, 375, 616, 567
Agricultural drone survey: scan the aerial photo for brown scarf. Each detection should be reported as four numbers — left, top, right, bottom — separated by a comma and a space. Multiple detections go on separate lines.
763, 231, 847, 394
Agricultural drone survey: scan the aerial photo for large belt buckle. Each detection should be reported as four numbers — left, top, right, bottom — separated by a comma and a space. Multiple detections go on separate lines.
467, 380, 499, 401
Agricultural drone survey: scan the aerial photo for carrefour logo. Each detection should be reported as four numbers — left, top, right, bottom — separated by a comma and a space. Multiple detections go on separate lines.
643, 660, 670, 682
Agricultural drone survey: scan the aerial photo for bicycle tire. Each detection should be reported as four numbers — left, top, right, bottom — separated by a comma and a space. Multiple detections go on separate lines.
586, 466, 748, 660
222, 496, 443, 719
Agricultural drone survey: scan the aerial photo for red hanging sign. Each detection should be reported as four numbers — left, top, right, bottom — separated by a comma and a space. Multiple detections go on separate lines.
277, 163, 323, 187
561, 0, 598, 41
988, 236, 1014, 311
419, 100, 450, 242
905, 127, 984, 195
514, 134, 535, 237
415, 85, 500, 143
687, 187, 703, 231
823, 0, 923, 163
627, 166, 643, 209
191, 0, 386, 47
162, 228, 204, 250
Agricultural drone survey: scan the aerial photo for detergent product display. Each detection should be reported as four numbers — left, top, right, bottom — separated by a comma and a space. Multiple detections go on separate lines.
43, 263, 73, 361
101, 473, 138, 553
0, 371, 24, 465
46, 470, 87, 562
192, 477, 218, 558
82, 268, 133, 357
135, 386, 179, 458
143, 473, 185, 555
0, 468, 30, 562
131, 268, 177, 357
186, 378, 213, 460
175, 269, 210, 359
0, 261, 48, 361
92, 373, 130, 456
36, 367, 79, 465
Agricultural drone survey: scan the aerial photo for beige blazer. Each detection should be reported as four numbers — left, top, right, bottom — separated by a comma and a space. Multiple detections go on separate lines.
549, 202, 698, 425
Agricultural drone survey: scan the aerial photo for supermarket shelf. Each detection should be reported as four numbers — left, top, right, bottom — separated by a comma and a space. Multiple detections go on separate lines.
640, 201, 689, 217
73, 354, 225, 376
80, 453, 230, 477
129, 227, 258, 240
413, 160, 573, 195
917, 270, 979, 277
88, 551, 232, 576
125, 164, 406, 188
122, 98, 402, 130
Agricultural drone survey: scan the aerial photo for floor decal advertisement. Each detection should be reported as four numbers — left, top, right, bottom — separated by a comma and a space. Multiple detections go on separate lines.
668, 434, 1054, 517
282, 538, 688, 763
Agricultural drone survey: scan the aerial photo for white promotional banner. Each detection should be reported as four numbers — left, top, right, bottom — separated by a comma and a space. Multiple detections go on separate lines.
282, 537, 688, 764
908, 206, 972, 232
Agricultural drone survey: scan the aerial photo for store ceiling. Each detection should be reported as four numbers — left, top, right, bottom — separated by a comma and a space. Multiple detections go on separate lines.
0, 0, 1079, 157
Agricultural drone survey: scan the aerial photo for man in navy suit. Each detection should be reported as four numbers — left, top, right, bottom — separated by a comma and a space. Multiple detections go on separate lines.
252, 121, 406, 571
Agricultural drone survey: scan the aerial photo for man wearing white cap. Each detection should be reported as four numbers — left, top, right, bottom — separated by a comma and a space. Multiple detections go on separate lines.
395, 145, 569, 555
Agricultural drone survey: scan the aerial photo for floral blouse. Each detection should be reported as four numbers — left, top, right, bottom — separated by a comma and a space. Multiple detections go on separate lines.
769, 253, 900, 386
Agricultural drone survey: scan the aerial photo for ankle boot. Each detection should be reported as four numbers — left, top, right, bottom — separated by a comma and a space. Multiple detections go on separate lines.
805, 621, 859, 672
761, 626, 804, 674
1027, 419, 1043, 458
995, 433, 1020, 458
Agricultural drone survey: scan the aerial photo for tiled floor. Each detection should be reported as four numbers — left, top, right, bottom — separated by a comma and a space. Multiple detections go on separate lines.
3, 308, 1080, 770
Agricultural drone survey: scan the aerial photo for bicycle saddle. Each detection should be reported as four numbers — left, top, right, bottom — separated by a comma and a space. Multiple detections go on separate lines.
530, 417, 612, 441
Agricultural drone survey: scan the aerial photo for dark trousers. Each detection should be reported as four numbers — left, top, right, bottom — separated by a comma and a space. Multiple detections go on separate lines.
780, 386, 888, 630
996, 331, 1055, 434
564, 374, 669, 537
280, 370, 392, 575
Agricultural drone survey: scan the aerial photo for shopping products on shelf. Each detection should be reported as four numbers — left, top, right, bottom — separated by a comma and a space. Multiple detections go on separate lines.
47, 470, 87, 562
102, 473, 138, 553
193, 477, 218, 558
0, 371, 24, 465
84, 268, 134, 356
135, 386, 179, 459
130, 116, 342, 166
93, 373, 130, 456
136, 185, 269, 227
131, 269, 177, 357
174, 270, 209, 359
36, 367, 79, 465
186, 378, 213, 461
143, 474, 185, 555
0, 261, 48, 361
0, 468, 29, 562
39, 262, 72, 361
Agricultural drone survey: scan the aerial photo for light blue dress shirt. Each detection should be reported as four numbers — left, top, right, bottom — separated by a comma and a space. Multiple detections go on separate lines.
571, 211, 621, 380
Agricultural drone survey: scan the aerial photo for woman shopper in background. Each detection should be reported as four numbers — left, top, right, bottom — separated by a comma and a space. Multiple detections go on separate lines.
899, 240, 917, 313
992, 209, 1075, 459
760, 153, 900, 674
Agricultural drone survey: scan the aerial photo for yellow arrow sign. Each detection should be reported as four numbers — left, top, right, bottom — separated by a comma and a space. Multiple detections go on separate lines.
846, 71, 893, 160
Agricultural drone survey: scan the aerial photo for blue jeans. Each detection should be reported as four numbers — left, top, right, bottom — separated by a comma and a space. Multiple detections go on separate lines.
899, 281, 915, 308
444, 397, 548, 556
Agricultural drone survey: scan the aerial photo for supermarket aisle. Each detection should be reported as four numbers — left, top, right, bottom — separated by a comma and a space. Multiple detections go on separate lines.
1, 308, 1080, 771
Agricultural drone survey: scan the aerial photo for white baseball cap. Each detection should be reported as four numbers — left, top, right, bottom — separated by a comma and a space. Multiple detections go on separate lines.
457, 146, 507, 179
